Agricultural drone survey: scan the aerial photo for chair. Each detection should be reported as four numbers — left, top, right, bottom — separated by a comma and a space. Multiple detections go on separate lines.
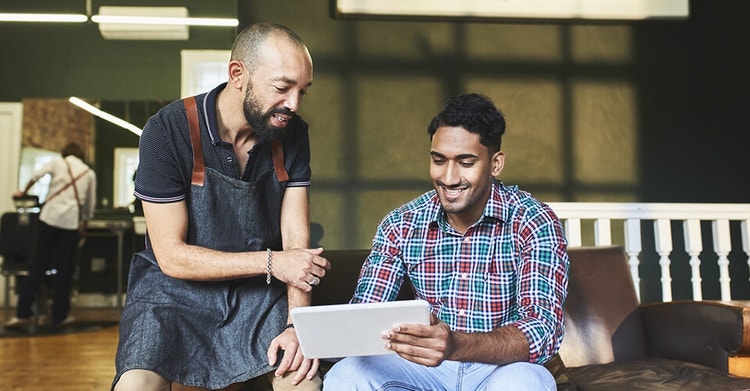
0, 210, 39, 319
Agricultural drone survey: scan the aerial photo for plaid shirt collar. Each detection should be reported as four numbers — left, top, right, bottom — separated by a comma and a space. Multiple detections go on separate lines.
427, 178, 511, 232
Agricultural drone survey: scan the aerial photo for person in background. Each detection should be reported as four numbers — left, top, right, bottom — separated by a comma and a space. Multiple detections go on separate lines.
113, 23, 330, 391
3, 141, 96, 328
324, 93, 569, 390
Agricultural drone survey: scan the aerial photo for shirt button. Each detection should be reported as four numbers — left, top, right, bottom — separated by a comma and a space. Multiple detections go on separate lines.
461, 273, 468, 279
463, 236, 470, 243
226, 156, 233, 163
458, 309, 465, 316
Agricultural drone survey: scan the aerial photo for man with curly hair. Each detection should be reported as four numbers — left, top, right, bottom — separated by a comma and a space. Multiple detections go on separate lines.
325, 93, 569, 390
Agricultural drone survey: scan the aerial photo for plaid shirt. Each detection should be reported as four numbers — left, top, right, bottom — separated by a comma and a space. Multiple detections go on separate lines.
352, 180, 569, 363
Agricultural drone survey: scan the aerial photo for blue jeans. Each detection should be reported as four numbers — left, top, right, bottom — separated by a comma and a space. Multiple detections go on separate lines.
323, 355, 556, 390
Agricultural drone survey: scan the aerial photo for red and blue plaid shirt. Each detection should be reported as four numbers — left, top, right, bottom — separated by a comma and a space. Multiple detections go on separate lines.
352, 180, 569, 363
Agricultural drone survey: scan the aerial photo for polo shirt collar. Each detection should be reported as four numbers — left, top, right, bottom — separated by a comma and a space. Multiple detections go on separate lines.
203, 82, 227, 145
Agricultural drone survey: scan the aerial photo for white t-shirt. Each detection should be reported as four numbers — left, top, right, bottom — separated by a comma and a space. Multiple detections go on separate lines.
32, 155, 97, 230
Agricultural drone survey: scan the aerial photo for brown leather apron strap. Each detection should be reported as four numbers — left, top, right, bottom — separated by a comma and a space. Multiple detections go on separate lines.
183, 96, 205, 186
271, 139, 289, 183
184, 95, 287, 184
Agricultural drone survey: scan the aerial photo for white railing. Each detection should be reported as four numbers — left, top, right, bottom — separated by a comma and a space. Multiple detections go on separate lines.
547, 202, 750, 302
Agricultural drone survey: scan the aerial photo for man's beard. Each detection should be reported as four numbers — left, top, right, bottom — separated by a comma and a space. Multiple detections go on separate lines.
243, 85, 294, 143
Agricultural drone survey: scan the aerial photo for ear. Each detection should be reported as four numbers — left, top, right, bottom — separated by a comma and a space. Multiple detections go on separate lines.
491, 151, 505, 177
228, 60, 245, 89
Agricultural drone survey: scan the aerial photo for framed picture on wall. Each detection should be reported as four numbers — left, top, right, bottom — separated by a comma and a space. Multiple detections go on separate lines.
334, 0, 689, 20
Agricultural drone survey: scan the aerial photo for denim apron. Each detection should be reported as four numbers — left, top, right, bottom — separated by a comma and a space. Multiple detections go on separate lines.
114, 97, 289, 389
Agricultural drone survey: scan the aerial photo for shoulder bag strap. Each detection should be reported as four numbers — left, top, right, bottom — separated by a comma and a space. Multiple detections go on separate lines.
45, 160, 90, 204
64, 159, 82, 206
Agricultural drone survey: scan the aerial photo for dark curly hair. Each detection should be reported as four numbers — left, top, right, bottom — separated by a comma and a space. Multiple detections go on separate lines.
61, 142, 85, 161
427, 93, 506, 153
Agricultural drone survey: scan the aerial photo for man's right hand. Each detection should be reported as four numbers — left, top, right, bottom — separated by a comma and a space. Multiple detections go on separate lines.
270, 247, 330, 292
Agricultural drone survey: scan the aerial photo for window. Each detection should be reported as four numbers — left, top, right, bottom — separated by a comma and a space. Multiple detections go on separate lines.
18, 147, 57, 203
180, 50, 230, 98
113, 148, 139, 209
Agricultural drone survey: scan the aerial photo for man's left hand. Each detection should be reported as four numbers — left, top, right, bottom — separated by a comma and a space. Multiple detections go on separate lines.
267, 327, 319, 385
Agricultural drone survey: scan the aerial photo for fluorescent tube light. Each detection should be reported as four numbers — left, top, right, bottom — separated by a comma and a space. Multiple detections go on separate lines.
92, 6, 237, 27
93, 6, 237, 40
69, 97, 143, 137
91, 15, 238, 27
0, 13, 87, 23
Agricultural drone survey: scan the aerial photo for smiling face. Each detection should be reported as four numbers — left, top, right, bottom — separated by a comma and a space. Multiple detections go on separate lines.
430, 125, 504, 224
242, 35, 313, 141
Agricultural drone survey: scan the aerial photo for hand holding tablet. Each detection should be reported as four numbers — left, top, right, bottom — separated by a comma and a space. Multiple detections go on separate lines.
290, 300, 431, 359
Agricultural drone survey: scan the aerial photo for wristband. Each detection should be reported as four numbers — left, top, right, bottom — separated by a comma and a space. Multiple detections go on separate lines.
283, 323, 294, 330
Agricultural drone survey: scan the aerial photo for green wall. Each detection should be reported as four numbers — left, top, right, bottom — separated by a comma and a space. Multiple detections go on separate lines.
239, 0, 750, 251
0, 0, 237, 100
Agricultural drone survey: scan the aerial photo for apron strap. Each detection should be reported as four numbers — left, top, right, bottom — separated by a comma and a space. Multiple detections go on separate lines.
184, 96, 205, 186
183, 95, 289, 184
271, 139, 289, 183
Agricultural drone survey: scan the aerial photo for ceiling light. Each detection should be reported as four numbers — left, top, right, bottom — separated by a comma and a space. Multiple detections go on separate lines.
69, 97, 142, 137
92, 6, 237, 27
0, 13, 87, 23
91, 14, 238, 27
92, 6, 237, 40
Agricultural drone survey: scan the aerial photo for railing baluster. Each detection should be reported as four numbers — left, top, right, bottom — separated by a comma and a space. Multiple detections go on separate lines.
545, 202, 750, 303
712, 219, 732, 301
565, 218, 582, 247
594, 218, 612, 246
624, 218, 642, 302
654, 219, 673, 302
683, 219, 703, 300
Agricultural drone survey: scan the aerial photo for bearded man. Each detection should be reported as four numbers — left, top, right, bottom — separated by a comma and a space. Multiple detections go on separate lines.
113, 23, 330, 391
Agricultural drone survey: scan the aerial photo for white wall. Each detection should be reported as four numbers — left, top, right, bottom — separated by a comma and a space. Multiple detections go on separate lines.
0, 103, 22, 213
0, 102, 23, 308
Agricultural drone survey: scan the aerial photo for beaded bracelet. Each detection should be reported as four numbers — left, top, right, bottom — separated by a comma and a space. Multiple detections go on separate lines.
283, 323, 294, 330
266, 248, 272, 285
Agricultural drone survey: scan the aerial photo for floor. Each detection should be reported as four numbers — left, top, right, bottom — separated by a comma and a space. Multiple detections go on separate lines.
0, 308, 120, 390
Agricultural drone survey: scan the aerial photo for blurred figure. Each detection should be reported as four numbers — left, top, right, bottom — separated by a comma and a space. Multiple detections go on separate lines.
4, 142, 96, 328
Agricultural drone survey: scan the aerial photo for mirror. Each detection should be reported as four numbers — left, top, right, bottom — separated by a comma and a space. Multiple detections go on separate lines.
20, 99, 166, 212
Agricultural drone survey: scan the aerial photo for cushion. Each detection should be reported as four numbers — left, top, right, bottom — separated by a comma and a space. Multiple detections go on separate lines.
566, 358, 750, 391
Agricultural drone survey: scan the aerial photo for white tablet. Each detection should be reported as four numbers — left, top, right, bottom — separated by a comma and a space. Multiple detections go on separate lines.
290, 300, 431, 359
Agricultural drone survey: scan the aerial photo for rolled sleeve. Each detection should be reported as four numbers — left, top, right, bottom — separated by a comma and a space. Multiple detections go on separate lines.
510, 212, 569, 364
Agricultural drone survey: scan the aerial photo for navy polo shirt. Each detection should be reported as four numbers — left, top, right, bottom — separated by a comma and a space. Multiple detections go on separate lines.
134, 83, 312, 204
